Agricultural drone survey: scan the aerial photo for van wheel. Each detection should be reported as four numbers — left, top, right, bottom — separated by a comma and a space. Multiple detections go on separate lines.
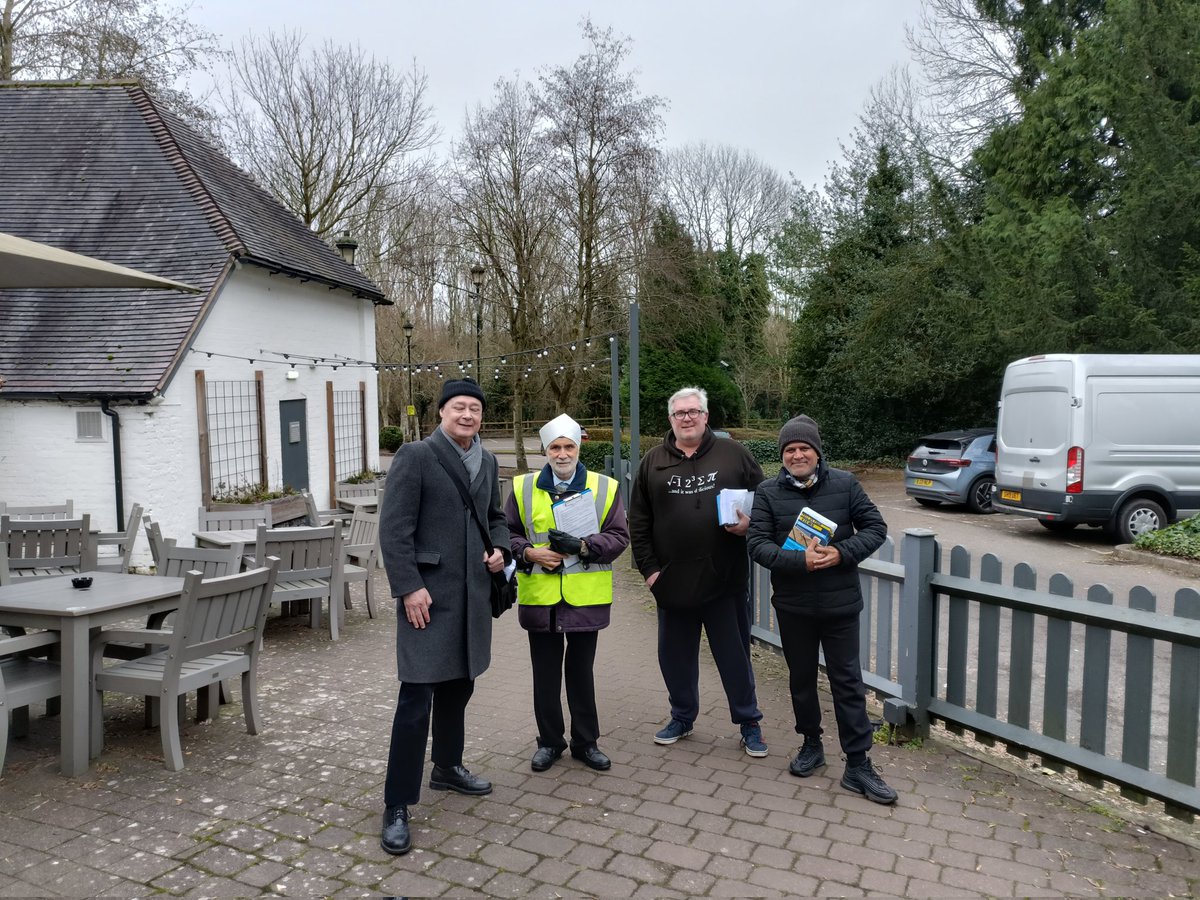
914, 498, 942, 508
1114, 498, 1166, 543
967, 477, 995, 514
1039, 519, 1077, 532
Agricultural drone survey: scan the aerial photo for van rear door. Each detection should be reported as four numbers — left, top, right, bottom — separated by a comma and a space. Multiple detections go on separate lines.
995, 359, 1073, 498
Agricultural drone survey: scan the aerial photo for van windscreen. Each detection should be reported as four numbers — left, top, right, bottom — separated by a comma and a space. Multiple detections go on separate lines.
1000, 389, 1069, 451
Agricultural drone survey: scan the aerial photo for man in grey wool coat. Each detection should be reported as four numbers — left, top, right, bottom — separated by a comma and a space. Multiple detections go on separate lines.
377, 378, 511, 856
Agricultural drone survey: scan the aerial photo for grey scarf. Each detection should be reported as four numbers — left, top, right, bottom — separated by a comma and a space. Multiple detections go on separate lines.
460, 434, 483, 481
435, 427, 483, 481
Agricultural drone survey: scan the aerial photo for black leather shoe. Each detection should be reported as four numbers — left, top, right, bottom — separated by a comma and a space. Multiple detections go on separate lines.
429, 764, 493, 795
380, 805, 411, 855
531, 745, 565, 772
571, 745, 612, 771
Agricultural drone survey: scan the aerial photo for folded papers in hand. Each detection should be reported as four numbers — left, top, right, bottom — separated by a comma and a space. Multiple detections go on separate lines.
716, 488, 753, 526
782, 506, 837, 550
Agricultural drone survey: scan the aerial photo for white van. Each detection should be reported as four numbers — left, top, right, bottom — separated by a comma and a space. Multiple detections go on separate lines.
992, 354, 1200, 542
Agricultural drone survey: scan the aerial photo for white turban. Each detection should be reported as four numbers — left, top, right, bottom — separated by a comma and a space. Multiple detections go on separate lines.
540, 413, 582, 449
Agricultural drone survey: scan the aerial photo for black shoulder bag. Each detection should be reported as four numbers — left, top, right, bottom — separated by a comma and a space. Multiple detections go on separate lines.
433, 454, 516, 618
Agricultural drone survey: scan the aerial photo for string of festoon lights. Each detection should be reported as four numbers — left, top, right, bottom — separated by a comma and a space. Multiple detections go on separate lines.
188, 331, 619, 380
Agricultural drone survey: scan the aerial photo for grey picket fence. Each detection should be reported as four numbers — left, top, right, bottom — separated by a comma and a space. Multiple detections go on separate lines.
749, 528, 1200, 820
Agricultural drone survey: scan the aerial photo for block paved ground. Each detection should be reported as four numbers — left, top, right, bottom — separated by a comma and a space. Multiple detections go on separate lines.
2, 557, 1198, 898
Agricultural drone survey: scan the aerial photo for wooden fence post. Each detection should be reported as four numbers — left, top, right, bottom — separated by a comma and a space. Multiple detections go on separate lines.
898, 528, 937, 737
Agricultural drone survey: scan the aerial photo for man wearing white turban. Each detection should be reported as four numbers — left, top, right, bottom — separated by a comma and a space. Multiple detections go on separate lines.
505, 414, 630, 772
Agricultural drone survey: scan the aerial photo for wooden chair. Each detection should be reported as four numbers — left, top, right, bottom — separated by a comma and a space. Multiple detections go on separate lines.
301, 491, 349, 530
253, 524, 345, 640
0, 515, 90, 586
265, 495, 309, 527
335, 481, 380, 502
197, 506, 272, 531
94, 503, 144, 573
144, 516, 240, 579
1, 631, 61, 775
341, 509, 380, 619
116, 517, 241, 724
0, 501, 73, 520
90, 560, 280, 771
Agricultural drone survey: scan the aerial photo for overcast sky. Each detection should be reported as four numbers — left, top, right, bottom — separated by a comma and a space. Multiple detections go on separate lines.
196, 0, 925, 191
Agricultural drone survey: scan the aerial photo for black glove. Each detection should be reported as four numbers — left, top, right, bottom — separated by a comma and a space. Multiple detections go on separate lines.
547, 528, 583, 556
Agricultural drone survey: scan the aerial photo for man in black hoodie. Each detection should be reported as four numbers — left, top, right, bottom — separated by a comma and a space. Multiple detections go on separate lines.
746, 414, 897, 804
629, 387, 768, 757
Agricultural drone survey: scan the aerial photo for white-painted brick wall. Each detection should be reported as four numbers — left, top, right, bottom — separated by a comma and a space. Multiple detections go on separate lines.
0, 267, 379, 568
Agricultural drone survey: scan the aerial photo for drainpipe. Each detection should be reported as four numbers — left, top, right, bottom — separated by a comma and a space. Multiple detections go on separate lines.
99, 398, 125, 531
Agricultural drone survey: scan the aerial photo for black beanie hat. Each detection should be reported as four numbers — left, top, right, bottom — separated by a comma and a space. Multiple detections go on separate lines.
438, 378, 486, 410
778, 414, 823, 458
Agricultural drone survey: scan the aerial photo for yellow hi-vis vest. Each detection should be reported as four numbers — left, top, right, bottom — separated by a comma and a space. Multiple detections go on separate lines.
513, 470, 617, 606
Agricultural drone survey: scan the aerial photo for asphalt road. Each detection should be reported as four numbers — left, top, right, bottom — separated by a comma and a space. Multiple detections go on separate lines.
854, 467, 1193, 608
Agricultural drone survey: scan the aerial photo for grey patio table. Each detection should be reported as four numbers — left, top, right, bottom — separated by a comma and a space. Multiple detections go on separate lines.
193, 528, 259, 559
0, 571, 185, 776
335, 495, 378, 514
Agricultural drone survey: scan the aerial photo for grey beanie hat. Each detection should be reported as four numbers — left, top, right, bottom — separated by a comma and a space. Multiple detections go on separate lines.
778, 414, 823, 458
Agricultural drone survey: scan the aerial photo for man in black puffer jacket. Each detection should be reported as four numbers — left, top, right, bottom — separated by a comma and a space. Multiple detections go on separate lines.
746, 414, 897, 804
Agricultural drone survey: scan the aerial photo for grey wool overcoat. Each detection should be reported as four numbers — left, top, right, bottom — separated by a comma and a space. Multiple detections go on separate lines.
379, 428, 510, 683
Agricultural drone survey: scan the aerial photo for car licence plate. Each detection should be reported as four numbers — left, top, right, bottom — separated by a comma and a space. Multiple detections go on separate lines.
913, 478, 935, 487
1000, 489, 1021, 502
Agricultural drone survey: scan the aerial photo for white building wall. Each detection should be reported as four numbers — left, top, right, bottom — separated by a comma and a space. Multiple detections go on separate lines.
0, 266, 379, 568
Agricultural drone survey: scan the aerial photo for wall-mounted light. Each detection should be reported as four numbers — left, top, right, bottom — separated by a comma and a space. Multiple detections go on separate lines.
286, 369, 299, 381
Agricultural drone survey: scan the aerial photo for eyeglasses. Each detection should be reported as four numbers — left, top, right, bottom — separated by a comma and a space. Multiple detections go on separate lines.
670, 409, 705, 421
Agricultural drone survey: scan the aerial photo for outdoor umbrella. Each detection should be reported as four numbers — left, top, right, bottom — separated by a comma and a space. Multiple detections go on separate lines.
0, 231, 201, 291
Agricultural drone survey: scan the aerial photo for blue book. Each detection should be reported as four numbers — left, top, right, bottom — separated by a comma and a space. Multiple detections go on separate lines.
782, 506, 837, 550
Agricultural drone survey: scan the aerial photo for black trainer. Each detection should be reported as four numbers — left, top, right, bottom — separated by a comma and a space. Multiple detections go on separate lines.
789, 737, 826, 777
380, 805, 411, 855
840, 757, 898, 805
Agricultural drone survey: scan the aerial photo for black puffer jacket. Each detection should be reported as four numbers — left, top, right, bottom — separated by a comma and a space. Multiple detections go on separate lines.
746, 461, 887, 618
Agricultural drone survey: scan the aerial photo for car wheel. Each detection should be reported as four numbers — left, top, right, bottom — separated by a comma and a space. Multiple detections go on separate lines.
967, 477, 995, 514
1113, 497, 1166, 544
1038, 519, 1078, 532
914, 498, 942, 508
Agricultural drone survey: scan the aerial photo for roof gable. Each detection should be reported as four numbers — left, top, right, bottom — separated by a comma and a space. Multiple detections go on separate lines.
0, 82, 385, 399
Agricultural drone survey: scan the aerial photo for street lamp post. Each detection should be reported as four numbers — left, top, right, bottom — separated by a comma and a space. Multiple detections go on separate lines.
470, 264, 485, 377
403, 320, 416, 441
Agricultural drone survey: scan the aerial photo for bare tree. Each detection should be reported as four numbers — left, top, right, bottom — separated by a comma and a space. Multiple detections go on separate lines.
449, 75, 563, 469
663, 142, 790, 257
907, 0, 1020, 162
1, 0, 221, 125
538, 20, 663, 409
218, 29, 437, 238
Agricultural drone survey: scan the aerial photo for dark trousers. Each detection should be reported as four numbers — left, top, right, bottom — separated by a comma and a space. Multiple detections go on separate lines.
528, 630, 600, 752
656, 589, 761, 727
775, 607, 873, 763
383, 678, 474, 806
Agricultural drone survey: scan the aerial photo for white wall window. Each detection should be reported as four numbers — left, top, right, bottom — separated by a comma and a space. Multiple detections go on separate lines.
76, 410, 105, 441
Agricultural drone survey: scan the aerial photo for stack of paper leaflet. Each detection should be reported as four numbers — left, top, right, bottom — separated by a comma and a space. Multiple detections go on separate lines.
782, 506, 838, 550
716, 488, 753, 525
